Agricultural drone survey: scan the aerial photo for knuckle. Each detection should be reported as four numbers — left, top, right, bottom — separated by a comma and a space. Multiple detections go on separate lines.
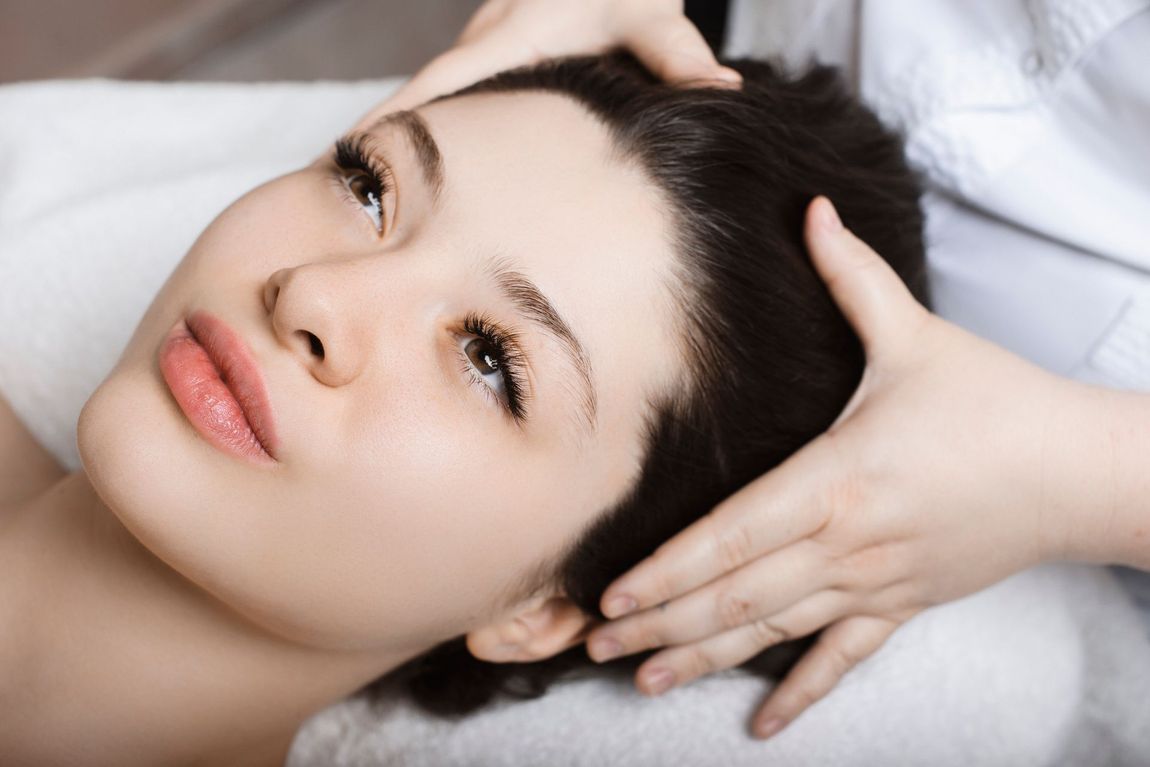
823, 544, 863, 592
748, 616, 791, 647
822, 255, 878, 299
711, 517, 755, 573
790, 680, 823, 712
647, 551, 679, 606
845, 544, 894, 584
842, 243, 886, 277
685, 643, 717, 679
834, 541, 906, 594
877, 577, 929, 614
635, 618, 666, 652
826, 642, 858, 680
647, 625, 673, 651
855, 580, 895, 614
716, 588, 756, 631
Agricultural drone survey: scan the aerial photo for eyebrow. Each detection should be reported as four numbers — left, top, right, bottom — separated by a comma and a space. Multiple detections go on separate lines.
482, 254, 599, 438
371, 110, 445, 202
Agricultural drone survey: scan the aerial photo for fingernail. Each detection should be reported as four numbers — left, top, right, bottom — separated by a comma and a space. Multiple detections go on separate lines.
590, 637, 623, 662
644, 668, 676, 696
715, 67, 743, 83
755, 717, 786, 739
604, 595, 638, 619
820, 198, 842, 233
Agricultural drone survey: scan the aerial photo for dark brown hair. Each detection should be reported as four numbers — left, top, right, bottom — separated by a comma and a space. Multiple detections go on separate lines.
357, 52, 929, 716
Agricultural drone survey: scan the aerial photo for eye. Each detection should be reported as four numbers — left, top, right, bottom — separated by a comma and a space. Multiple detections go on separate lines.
342, 170, 385, 232
331, 135, 393, 235
457, 312, 529, 422
462, 335, 509, 402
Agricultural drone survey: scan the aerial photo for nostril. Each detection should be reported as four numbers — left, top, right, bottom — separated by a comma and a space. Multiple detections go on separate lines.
297, 331, 325, 360
307, 333, 325, 360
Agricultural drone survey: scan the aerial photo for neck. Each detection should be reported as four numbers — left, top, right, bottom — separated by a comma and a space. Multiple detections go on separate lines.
0, 472, 409, 767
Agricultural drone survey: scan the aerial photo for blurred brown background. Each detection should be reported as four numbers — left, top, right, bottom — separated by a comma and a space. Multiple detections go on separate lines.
0, 0, 483, 83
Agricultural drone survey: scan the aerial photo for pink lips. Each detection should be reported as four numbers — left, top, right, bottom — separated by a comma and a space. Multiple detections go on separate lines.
159, 310, 279, 465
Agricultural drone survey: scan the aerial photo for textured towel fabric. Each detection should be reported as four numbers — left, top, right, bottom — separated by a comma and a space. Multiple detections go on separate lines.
289, 563, 1150, 767
1, 80, 1149, 766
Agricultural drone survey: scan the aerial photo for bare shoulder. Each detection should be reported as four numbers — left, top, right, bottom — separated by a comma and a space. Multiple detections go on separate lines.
0, 388, 67, 509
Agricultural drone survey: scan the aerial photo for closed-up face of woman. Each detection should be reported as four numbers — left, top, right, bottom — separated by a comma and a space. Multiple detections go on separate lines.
77, 90, 683, 658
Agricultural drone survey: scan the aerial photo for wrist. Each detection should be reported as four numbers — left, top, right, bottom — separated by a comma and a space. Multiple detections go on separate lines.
1040, 379, 1150, 568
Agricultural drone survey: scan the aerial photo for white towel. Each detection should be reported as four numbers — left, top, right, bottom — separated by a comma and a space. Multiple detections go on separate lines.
1, 79, 1148, 766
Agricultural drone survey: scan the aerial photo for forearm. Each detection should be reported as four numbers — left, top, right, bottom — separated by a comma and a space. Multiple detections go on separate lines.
1047, 380, 1150, 570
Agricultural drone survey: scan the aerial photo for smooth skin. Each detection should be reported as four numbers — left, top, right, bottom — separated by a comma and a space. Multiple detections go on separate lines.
0, 393, 66, 509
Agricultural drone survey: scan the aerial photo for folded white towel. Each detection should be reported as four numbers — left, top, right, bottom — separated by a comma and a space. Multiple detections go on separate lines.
289, 563, 1150, 767
1, 79, 1147, 766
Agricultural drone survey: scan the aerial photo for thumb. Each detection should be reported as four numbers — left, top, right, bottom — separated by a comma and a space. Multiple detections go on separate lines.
351, 30, 541, 130
804, 196, 927, 354
621, 13, 741, 87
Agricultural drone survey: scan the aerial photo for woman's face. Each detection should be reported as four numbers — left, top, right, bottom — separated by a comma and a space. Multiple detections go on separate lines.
77, 90, 681, 655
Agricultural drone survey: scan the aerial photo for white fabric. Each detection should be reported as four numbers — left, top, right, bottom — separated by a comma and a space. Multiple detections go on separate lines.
725, 0, 1150, 378
289, 563, 1149, 766
1, 23, 1149, 763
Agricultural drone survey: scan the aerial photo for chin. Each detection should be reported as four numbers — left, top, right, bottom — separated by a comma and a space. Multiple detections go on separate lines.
77, 365, 249, 594
78, 365, 215, 562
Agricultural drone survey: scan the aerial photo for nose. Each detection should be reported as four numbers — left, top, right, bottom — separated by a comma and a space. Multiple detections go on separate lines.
263, 263, 369, 387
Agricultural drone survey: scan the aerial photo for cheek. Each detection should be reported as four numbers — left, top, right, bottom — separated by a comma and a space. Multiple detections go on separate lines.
154, 172, 357, 304
281, 368, 639, 652
184, 179, 339, 277
290, 408, 580, 649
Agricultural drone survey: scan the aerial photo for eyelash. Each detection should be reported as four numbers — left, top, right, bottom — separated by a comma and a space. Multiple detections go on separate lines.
331, 135, 393, 234
458, 311, 530, 423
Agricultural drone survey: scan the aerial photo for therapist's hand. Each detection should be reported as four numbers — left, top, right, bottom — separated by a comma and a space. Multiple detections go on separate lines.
584, 196, 1086, 740
354, 0, 741, 127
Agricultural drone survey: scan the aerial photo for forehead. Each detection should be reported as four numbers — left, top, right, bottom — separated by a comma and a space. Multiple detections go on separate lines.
417, 91, 683, 447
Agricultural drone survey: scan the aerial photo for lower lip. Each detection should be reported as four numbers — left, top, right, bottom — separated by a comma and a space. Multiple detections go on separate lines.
159, 320, 276, 465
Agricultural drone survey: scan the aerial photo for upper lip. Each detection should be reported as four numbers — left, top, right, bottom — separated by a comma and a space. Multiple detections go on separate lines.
185, 309, 280, 460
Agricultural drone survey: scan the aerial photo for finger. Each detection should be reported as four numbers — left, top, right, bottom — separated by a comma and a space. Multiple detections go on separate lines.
588, 538, 834, 660
599, 440, 833, 619
454, 0, 510, 45
632, 589, 848, 696
804, 196, 928, 354
620, 13, 740, 87
750, 614, 898, 739
351, 29, 542, 130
